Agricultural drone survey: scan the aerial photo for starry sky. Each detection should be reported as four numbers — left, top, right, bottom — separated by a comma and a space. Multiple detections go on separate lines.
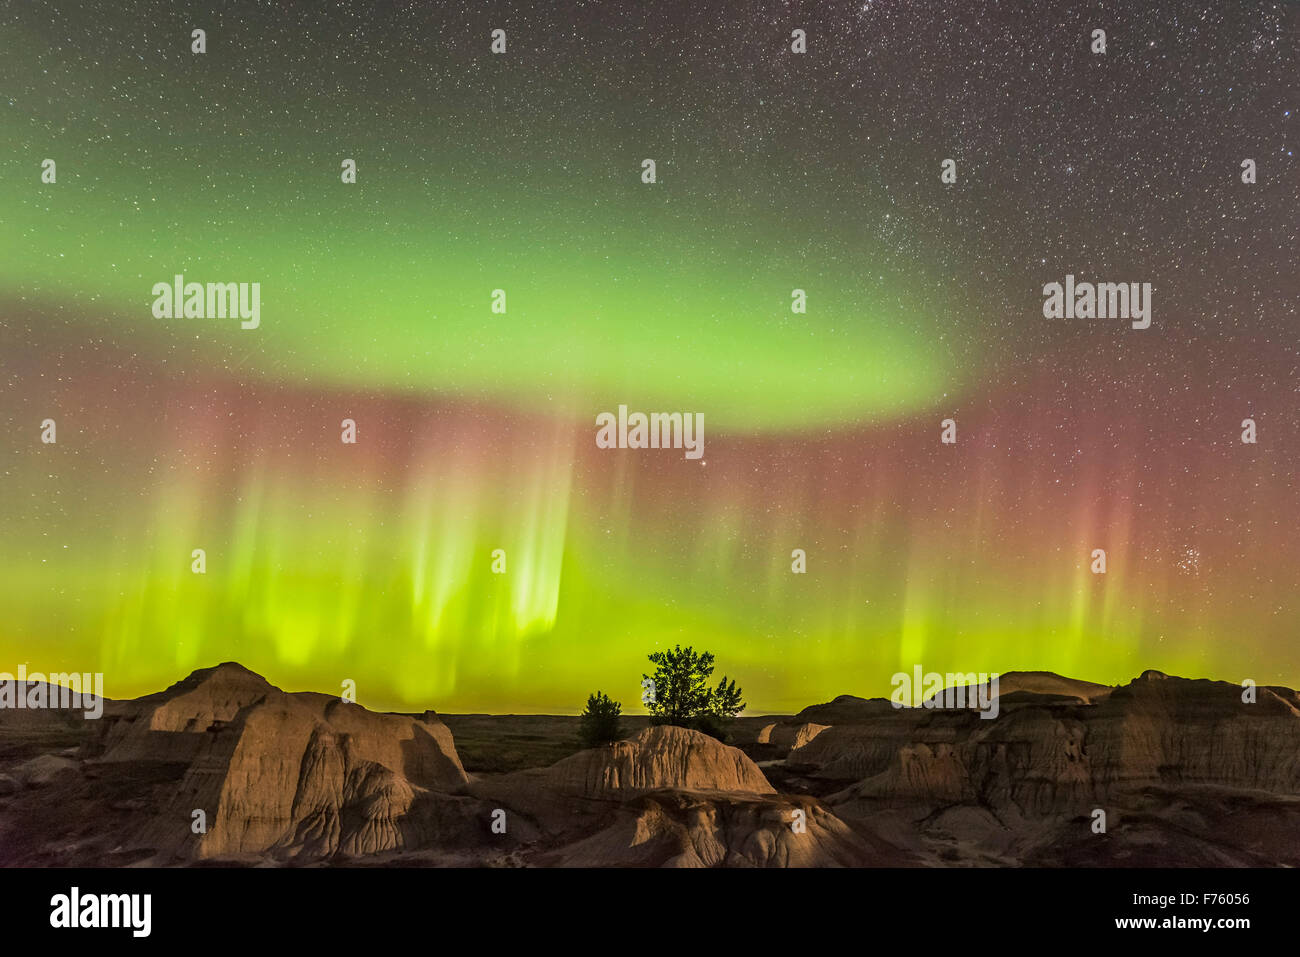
1, 0, 1296, 713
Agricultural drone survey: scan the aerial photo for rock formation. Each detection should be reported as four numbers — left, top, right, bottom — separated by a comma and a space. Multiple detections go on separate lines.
474, 726, 883, 867
789, 672, 1300, 865
91, 663, 471, 861
2, 664, 1298, 867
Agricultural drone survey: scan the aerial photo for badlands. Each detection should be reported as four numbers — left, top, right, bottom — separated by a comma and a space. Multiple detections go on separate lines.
1, 663, 1298, 867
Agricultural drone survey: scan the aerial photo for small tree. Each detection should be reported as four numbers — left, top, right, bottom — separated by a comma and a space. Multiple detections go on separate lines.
643, 645, 746, 741
579, 691, 623, 748
710, 676, 745, 720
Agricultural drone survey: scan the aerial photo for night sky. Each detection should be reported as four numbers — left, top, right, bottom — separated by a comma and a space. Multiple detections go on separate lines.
1, 0, 1296, 712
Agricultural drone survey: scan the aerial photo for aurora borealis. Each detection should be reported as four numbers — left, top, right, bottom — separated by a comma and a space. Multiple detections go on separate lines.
1, 0, 1296, 713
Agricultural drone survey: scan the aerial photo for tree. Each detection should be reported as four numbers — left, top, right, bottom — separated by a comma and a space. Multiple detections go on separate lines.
579, 691, 623, 748
710, 676, 745, 720
642, 645, 746, 741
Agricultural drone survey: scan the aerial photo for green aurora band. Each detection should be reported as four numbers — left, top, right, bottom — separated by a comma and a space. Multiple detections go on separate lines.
1, 2, 1295, 713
